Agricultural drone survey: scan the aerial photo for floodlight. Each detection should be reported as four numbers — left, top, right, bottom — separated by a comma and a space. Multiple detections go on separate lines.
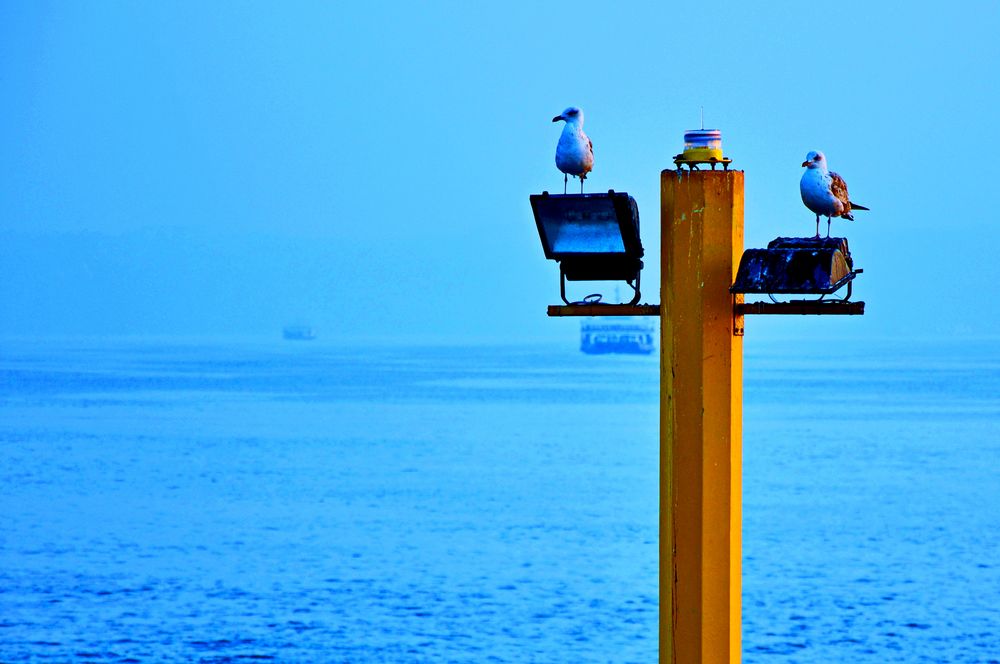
730, 236, 860, 297
530, 191, 644, 305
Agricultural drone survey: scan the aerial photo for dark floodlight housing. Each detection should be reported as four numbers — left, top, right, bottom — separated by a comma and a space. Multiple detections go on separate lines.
730, 236, 860, 297
531, 190, 644, 305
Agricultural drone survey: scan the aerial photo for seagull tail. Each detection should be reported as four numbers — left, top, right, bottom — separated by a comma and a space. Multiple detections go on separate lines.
849, 202, 870, 211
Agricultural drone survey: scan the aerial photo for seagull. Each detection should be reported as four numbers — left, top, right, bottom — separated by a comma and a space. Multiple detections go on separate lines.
800, 150, 869, 237
552, 106, 594, 194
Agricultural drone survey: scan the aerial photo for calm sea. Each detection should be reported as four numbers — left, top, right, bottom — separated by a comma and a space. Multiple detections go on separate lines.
0, 337, 998, 663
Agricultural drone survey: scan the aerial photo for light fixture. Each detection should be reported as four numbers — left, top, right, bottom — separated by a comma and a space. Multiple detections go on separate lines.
730, 236, 861, 299
530, 190, 644, 305
673, 128, 732, 170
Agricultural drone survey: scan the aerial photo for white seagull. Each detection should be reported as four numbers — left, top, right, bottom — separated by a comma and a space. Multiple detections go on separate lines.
800, 150, 869, 237
552, 106, 594, 194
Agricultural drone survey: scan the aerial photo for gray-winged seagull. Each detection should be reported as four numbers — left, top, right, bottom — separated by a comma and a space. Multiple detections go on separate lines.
552, 106, 594, 194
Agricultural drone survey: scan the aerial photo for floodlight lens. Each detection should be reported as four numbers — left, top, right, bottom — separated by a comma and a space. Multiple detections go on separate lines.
537, 197, 625, 254
542, 218, 625, 254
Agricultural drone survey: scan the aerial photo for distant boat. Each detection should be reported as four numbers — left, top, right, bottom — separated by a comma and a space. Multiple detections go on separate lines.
282, 325, 316, 341
580, 318, 655, 355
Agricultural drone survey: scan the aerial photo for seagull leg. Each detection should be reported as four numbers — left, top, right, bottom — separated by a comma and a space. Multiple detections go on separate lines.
580, 176, 584, 194
826, 217, 832, 238
814, 215, 820, 238
563, 173, 568, 195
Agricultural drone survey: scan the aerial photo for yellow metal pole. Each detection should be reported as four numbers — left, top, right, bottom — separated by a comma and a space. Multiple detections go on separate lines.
660, 169, 744, 664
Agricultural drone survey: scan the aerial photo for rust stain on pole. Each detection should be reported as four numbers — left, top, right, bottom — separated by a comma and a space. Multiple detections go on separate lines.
661, 169, 743, 664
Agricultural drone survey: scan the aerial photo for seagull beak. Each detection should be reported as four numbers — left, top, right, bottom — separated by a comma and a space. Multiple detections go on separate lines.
552, 115, 563, 122
801, 161, 810, 167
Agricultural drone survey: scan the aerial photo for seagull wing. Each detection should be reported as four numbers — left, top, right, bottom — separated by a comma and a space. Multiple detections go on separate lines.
588, 137, 593, 157
831, 171, 869, 211
829, 172, 851, 208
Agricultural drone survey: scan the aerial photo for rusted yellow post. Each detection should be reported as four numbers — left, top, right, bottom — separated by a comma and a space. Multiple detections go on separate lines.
660, 169, 744, 664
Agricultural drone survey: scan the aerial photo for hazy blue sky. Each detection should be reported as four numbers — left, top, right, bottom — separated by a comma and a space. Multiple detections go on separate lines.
2, 1, 997, 342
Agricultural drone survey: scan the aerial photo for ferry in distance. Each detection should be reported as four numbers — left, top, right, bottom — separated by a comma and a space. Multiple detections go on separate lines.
283, 325, 316, 341
580, 318, 655, 355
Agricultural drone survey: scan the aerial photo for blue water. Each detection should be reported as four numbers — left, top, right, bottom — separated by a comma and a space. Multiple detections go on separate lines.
0, 338, 998, 662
